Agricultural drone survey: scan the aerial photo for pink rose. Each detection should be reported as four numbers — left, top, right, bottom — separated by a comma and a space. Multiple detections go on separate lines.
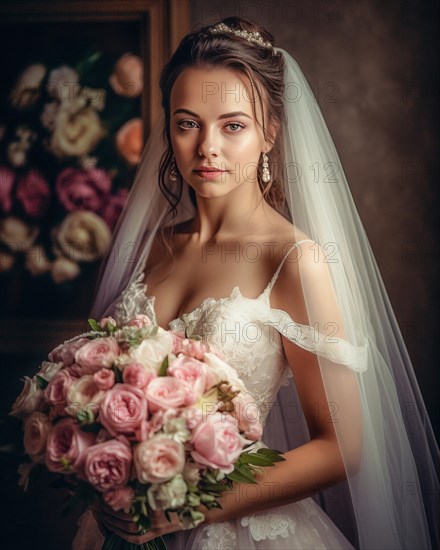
16, 169, 51, 219
109, 53, 144, 98
44, 368, 75, 410
99, 317, 117, 330
74, 336, 120, 374
23, 412, 51, 463
98, 384, 148, 441
170, 331, 186, 355
102, 188, 129, 231
93, 368, 115, 390
145, 377, 188, 413
180, 339, 210, 360
84, 439, 132, 492
122, 362, 155, 390
0, 165, 15, 214
168, 355, 207, 404
45, 418, 95, 476
191, 413, 245, 474
134, 435, 185, 484
103, 485, 135, 514
127, 314, 152, 329
55, 167, 112, 213
62, 338, 91, 366
232, 392, 263, 441
48, 337, 90, 365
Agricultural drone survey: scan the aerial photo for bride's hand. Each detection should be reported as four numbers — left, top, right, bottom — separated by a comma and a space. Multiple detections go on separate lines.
91, 501, 183, 544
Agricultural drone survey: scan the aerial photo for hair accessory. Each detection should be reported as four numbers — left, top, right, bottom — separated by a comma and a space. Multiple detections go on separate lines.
208, 22, 275, 54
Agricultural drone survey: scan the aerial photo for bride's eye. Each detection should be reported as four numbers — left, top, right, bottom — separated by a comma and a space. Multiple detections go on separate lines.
177, 120, 245, 132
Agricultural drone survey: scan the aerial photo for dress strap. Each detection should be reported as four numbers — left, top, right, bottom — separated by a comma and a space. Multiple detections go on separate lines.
264, 239, 316, 295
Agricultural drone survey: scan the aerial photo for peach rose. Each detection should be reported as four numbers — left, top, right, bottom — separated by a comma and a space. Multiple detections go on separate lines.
98, 384, 148, 441
109, 53, 143, 98
84, 439, 132, 492
134, 435, 185, 484
116, 118, 143, 164
74, 336, 120, 373
191, 413, 245, 474
45, 417, 95, 476
23, 412, 51, 463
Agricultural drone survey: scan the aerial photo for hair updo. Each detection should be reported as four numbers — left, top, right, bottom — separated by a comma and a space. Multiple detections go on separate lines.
158, 16, 287, 220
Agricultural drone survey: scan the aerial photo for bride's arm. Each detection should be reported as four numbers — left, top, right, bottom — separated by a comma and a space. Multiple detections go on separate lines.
203, 242, 362, 524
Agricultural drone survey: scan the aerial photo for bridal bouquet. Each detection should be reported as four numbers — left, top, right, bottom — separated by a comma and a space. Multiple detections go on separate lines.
10, 313, 285, 550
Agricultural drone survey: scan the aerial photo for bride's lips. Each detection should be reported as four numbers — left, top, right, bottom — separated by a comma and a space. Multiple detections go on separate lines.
193, 169, 228, 179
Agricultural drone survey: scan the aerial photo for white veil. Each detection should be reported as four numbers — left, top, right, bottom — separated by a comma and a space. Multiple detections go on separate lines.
89, 46, 439, 550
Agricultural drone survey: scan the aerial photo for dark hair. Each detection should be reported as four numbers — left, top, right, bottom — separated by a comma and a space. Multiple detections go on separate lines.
157, 16, 287, 224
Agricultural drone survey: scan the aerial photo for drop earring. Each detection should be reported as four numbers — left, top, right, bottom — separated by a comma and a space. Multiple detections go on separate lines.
261, 152, 271, 184
170, 156, 178, 181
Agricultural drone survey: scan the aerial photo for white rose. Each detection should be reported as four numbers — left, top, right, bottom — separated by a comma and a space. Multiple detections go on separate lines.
132, 329, 173, 371
0, 217, 39, 252
65, 375, 104, 417
9, 376, 44, 419
23, 412, 51, 463
163, 417, 191, 443
36, 361, 63, 382
203, 352, 245, 391
147, 474, 188, 511
51, 257, 81, 284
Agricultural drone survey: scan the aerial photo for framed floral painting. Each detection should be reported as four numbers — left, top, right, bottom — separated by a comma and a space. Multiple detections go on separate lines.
0, 0, 190, 353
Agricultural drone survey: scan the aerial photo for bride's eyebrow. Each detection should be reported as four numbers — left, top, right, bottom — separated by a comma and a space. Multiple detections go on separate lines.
173, 108, 252, 120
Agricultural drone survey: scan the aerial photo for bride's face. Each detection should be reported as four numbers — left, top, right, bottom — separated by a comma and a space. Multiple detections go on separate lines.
170, 66, 270, 197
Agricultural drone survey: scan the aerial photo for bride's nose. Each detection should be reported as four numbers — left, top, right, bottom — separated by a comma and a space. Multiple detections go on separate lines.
197, 128, 219, 159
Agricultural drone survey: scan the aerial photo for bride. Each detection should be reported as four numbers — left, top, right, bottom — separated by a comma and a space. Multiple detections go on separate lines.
73, 16, 439, 550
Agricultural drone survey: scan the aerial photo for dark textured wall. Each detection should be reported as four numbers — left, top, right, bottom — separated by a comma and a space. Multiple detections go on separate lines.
190, 0, 439, 437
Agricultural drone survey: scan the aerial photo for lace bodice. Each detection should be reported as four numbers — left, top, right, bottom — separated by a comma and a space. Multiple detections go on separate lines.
112, 239, 368, 425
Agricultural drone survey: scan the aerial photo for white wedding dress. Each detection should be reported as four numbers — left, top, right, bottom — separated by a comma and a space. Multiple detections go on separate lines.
72, 239, 368, 550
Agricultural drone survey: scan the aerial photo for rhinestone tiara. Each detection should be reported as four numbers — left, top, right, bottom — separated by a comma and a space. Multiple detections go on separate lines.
207, 22, 276, 54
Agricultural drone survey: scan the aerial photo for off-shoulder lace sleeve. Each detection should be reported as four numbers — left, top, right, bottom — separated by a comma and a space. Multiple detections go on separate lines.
263, 308, 369, 373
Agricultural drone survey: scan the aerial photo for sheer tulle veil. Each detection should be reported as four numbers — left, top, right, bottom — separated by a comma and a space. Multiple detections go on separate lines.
89, 39, 439, 550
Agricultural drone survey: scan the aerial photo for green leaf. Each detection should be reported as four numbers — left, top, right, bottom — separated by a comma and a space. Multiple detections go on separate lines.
158, 355, 169, 377
88, 318, 101, 332
112, 366, 123, 383
80, 422, 101, 433
240, 453, 274, 467
226, 467, 258, 484
256, 448, 287, 462
36, 375, 49, 390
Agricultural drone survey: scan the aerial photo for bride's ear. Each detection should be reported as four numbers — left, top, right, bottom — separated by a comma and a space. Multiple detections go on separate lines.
264, 120, 280, 154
